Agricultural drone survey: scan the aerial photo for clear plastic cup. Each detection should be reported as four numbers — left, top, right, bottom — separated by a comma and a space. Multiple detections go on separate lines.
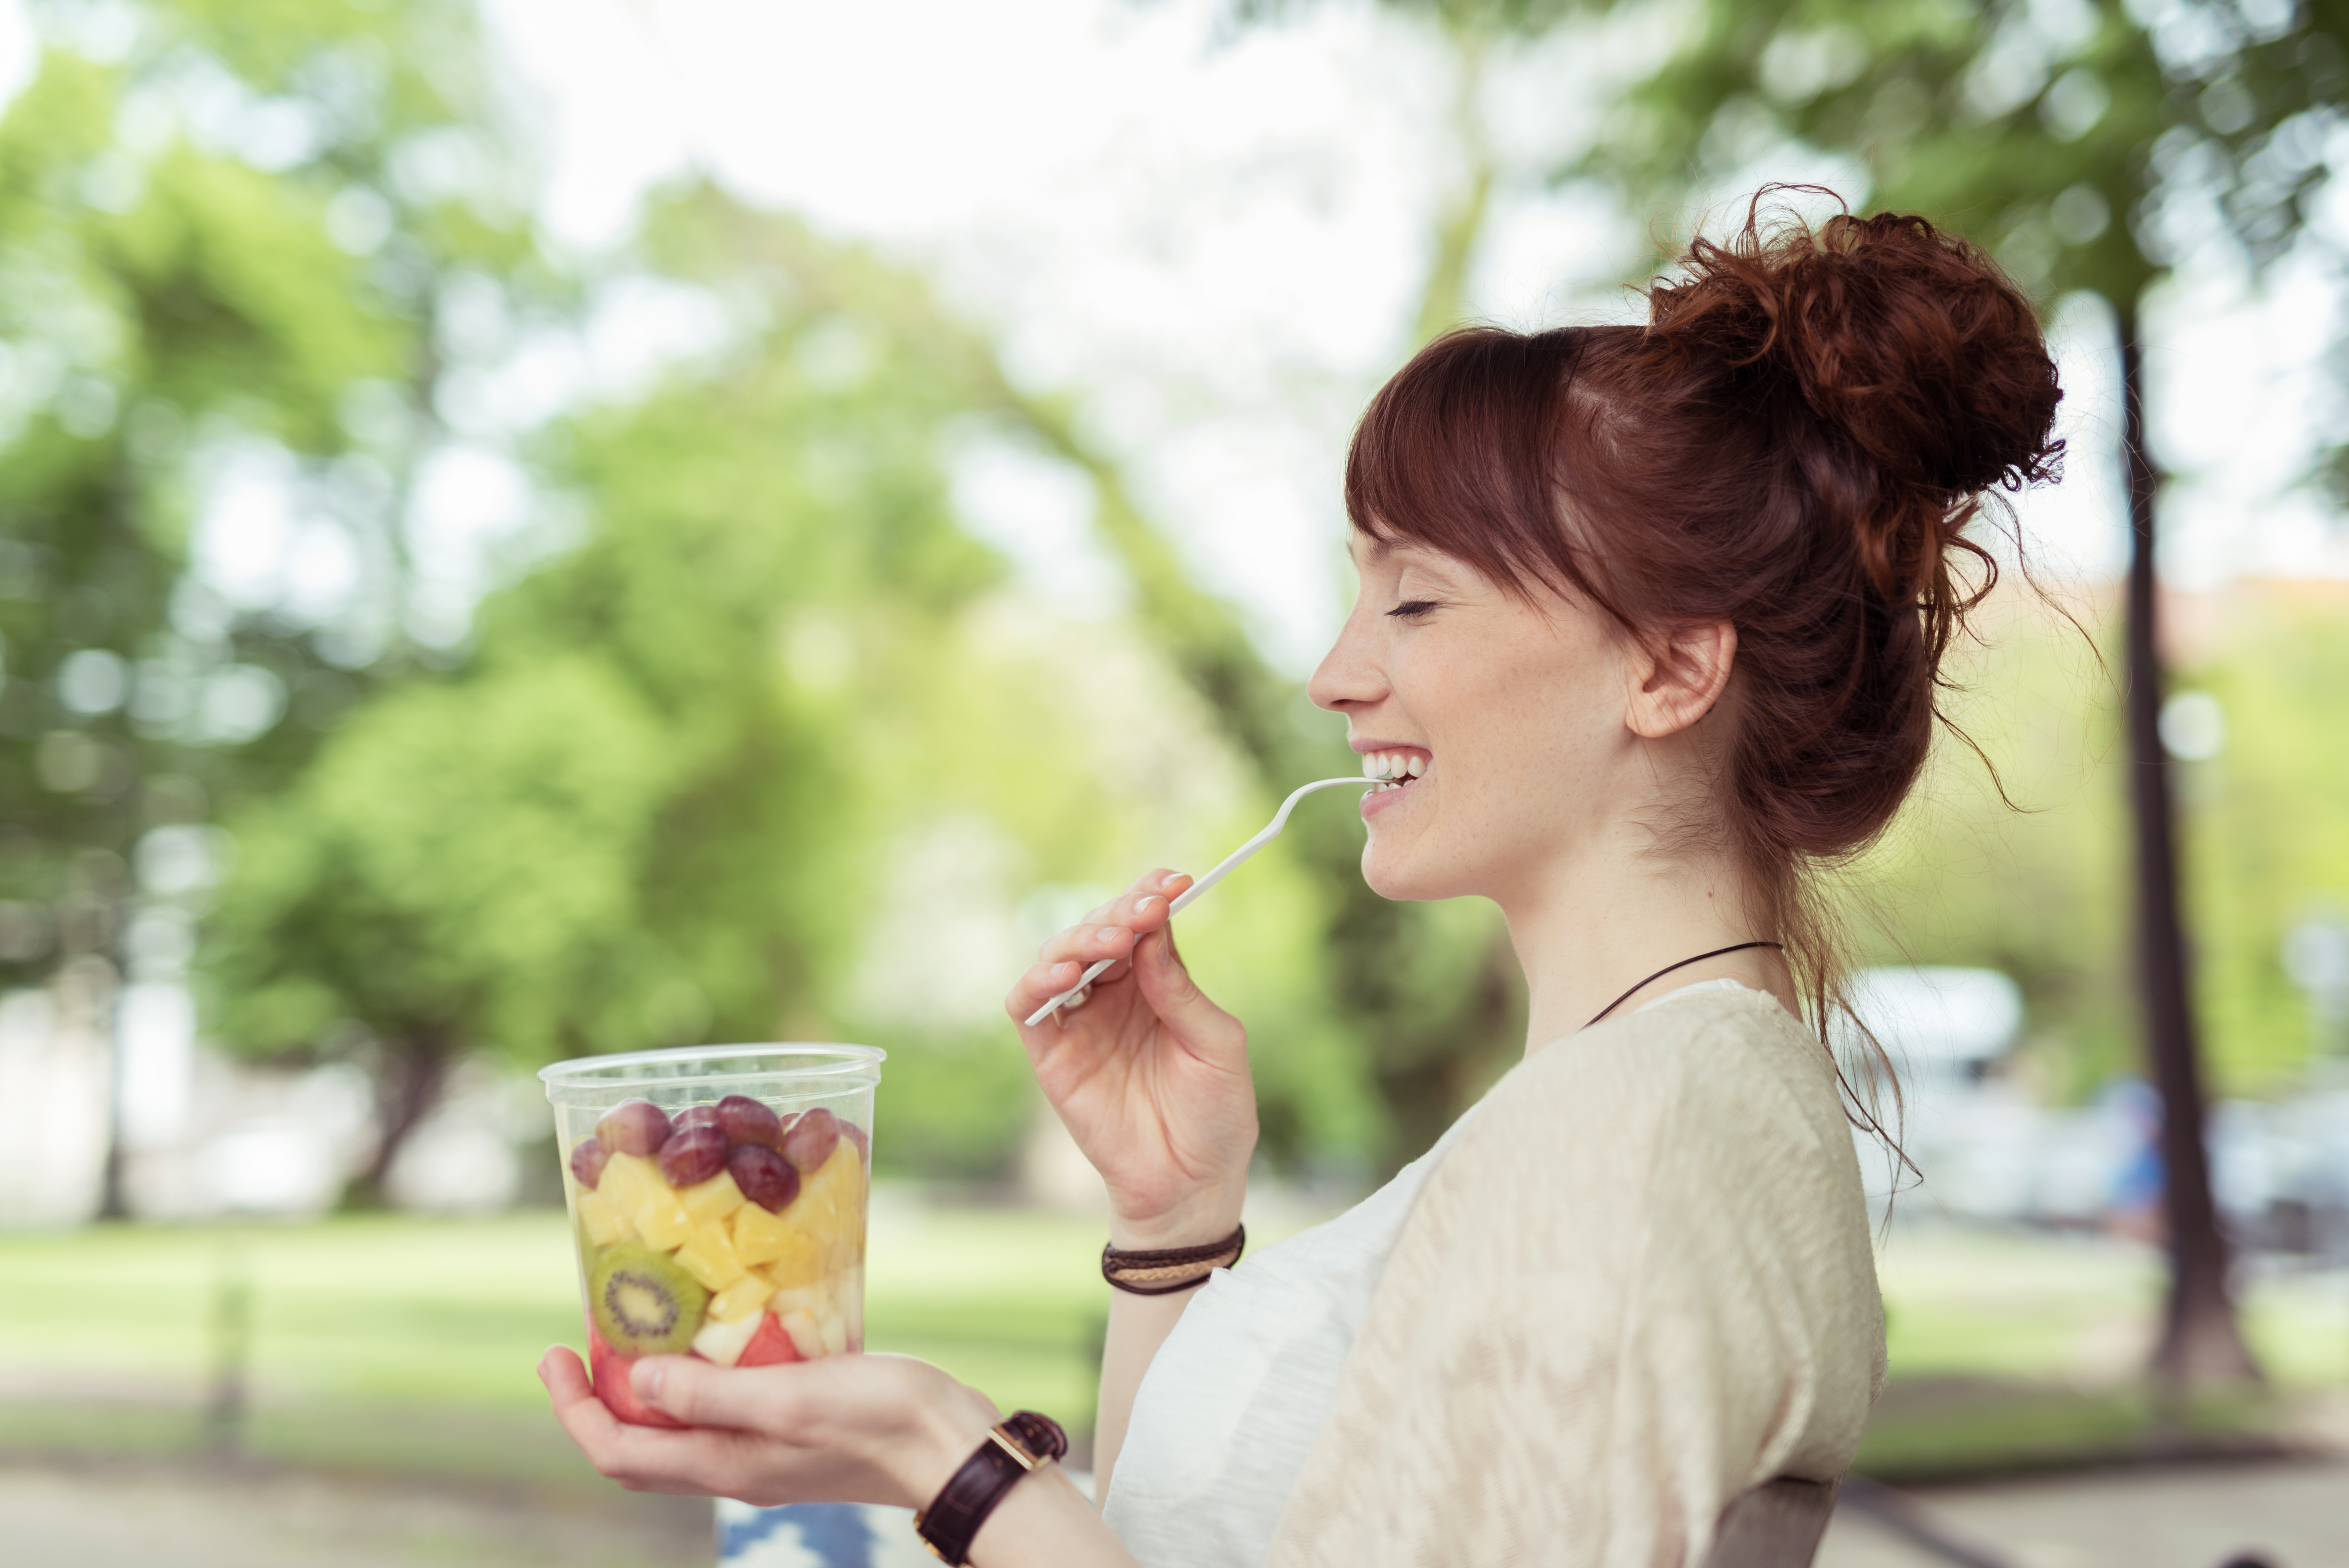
539, 1044, 882, 1427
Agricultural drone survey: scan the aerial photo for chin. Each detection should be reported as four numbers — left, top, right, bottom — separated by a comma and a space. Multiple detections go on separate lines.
1358, 840, 1457, 903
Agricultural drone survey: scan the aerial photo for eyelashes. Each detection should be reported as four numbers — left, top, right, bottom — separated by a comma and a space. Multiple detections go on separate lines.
1386, 600, 1440, 619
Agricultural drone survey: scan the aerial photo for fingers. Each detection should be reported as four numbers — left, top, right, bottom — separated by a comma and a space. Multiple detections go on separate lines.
632, 1352, 819, 1434
1005, 958, 1089, 1026
539, 1347, 719, 1493
1003, 870, 1199, 1028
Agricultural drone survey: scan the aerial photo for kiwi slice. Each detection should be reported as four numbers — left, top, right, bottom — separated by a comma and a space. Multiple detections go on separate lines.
588, 1241, 709, 1355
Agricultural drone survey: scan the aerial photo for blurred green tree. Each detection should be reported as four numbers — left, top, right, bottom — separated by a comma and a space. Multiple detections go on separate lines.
0, 0, 551, 1209
207, 182, 1393, 1189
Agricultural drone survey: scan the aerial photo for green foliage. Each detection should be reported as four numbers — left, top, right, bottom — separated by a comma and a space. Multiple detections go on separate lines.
0, 0, 534, 1003
1847, 589, 2349, 1101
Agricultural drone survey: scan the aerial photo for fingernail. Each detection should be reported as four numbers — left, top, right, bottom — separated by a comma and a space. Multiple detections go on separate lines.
1097, 926, 1125, 943
1134, 896, 1158, 916
1160, 871, 1184, 889
635, 1359, 667, 1404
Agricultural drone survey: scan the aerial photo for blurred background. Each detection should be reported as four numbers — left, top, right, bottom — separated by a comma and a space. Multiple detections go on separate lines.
1, 0, 2347, 1564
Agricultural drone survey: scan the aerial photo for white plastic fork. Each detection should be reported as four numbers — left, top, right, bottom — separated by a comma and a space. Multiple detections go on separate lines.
1024, 775, 1381, 1027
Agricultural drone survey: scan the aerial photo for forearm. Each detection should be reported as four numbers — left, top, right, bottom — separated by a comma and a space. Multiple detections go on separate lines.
1089, 1185, 1246, 1504
1091, 1287, 1198, 1505
970, 1463, 1144, 1568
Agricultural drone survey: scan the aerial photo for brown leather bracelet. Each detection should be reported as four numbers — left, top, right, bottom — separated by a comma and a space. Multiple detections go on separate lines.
914, 1411, 1067, 1565
1101, 1224, 1245, 1295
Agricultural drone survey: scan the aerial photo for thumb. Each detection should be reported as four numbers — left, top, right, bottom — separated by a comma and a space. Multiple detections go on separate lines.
632, 1353, 808, 1432
1132, 926, 1238, 1044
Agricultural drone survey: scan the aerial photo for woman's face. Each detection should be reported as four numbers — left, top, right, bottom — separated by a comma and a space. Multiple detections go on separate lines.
1307, 536, 1644, 906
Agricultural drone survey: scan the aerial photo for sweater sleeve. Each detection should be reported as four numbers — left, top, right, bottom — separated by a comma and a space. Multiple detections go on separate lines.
1264, 992, 1884, 1568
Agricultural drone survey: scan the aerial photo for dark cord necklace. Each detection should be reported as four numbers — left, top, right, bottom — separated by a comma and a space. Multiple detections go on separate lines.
1583, 941, 1784, 1030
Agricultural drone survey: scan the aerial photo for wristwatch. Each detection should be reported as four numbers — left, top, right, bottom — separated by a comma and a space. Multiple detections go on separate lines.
913, 1410, 1069, 1565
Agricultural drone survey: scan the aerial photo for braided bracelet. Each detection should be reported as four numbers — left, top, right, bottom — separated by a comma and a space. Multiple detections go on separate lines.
1100, 1224, 1245, 1295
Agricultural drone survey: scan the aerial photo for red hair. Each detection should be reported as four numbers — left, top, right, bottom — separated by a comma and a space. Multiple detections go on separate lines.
1346, 191, 2062, 1068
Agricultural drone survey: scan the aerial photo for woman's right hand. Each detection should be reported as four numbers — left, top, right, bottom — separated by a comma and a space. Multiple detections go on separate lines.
1003, 869, 1256, 1249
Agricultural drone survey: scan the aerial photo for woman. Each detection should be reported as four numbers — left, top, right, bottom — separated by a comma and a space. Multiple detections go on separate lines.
540, 196, 2062, 1566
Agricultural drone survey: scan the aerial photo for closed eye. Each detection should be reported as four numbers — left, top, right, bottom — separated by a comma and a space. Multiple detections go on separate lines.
1387, 600, 1440, 619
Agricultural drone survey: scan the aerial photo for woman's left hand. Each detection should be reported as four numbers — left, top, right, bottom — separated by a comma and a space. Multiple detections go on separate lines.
539, 1345, 996, 1508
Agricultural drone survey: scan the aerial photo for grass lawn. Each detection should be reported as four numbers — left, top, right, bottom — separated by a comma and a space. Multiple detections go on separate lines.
1, 1204, 2342, 1488
0, 1194, 1112, 1489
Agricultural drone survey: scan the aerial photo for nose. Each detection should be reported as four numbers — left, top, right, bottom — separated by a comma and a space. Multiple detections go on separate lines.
1309, 606, 1386, 716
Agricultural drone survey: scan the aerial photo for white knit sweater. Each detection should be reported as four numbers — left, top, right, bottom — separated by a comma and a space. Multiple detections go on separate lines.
1108, 981, 1886, 1568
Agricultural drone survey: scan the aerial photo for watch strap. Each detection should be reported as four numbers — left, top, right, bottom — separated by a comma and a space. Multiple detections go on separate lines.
914, 1411, 1068, 1564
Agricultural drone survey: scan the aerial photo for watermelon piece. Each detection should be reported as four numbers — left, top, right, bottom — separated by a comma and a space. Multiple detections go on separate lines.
589, 1327, 687, 1429
737, 1311, 801, 1368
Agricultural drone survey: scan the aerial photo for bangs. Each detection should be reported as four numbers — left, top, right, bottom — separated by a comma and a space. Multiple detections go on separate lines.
1342, 327, 1599, 605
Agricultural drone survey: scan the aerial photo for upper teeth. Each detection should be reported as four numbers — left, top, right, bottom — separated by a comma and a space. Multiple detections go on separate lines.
1361, 750, 1427, 783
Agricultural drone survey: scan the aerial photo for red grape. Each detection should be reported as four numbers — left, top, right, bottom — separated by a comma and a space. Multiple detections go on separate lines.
659, 1124, 729, 1187
674, 1104, 722, 1133
569, 1137, 610, 1189
598, 1099, 672, 1157
781, 1107, 841, 1172
728, 1143, 801, 1213
841, 1121, 870, 1164
716, 1094, 782, 1148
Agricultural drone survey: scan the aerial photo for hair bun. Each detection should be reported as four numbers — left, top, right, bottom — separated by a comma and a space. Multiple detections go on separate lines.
1650, 192, 2063, 502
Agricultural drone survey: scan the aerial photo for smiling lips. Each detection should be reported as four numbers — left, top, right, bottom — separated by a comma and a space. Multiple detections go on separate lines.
1360, 749, 1428, 792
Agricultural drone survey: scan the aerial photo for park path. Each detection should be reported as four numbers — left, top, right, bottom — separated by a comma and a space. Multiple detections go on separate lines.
1819, 1458, 2349, 1568
6, 1453, 2346, 1568
0, 1458, 711, 1568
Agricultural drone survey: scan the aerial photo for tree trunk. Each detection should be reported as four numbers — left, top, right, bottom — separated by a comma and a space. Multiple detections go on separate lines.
2117, 322, 2260, 1387
350, 1026, 455, 1207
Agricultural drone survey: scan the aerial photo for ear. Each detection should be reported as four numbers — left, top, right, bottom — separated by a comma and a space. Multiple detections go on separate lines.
1625, 620, 1736, 739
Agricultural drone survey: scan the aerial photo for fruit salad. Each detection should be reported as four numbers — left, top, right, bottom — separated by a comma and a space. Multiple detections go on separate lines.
563, 1093, 870, 1426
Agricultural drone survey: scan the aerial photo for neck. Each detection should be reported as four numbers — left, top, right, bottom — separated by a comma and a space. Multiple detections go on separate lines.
1499, 839, 1798, 1054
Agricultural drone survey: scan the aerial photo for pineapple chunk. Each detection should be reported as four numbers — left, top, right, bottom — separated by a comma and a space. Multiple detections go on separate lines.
818, 1311, 848, 1357
611, 1169, 693, 1251
753, 1226, 825, 1290
675, 1223, 749, 1291
599, 1152, 657, 1210
575, 1187, 633, 1247
708, 1272, 771, 1324
729, 1201, 798, 1267
679, 1170, 745, 1226
692, 1310, 762, 1367
797, 1143, 867, 1268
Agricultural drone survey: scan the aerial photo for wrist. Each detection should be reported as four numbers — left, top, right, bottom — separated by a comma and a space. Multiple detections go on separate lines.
1108, 1182, 1246, 1252
885, 1375, 1001, 1512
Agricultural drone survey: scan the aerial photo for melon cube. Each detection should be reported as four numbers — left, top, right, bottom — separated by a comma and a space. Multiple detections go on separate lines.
675, 1224, 749, 1292
767, 1284, 826, 1321
692, 1310, 762, 1367
679, 1170, 745, 1226
780, 1308, 825, 1361
576, 1187, 633, 1247
708, 1272, 770, 1324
